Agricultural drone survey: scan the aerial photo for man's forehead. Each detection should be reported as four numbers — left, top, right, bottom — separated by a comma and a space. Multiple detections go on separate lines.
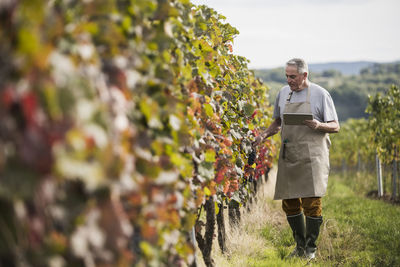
285, 65, 299, 73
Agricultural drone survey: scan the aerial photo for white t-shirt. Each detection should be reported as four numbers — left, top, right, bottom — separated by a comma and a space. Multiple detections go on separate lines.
273, 83, 339, 123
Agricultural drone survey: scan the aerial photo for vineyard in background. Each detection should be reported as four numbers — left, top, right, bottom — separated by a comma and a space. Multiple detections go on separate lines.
330, 85, 400, 201
256, 59, 400, 203
0, 1, 276, 266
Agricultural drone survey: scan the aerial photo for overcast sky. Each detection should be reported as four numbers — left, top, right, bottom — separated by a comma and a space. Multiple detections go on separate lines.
190, 0, 400, 69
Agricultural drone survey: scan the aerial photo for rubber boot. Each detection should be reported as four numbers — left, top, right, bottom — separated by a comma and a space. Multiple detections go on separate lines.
305, 216, 323, 260
286, 212, 306, 257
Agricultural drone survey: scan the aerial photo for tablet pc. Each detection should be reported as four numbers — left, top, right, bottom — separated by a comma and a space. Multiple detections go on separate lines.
283, 113, 313, 125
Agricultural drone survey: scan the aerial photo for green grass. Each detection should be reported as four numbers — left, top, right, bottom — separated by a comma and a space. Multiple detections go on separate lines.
201, 171, 400, 267
321, 173, 400, 266
336, 170, 377, 195
259, 172, 400, 266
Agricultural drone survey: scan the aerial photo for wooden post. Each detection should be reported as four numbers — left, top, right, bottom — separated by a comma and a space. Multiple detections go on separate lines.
398, 162, 400, 201
342, 158, 347, 175
190, 227, 197, 267
216, 203, 227, 254
376, 153, 383, 197
392, 147, 398, 200
195, 198, 215, 267
392, 159, 397, 199
228, 200, 241, 228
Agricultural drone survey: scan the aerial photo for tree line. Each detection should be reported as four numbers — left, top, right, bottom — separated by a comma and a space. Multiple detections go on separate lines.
255, 62, 400, 121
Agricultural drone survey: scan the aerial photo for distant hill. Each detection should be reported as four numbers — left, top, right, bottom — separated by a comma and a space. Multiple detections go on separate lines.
255, 60, 400, 76
253, 62, 400, 121
308, 61, 375, 75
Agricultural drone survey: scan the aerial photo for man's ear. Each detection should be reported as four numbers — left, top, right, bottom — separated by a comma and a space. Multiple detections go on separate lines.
303, 72, 308, 79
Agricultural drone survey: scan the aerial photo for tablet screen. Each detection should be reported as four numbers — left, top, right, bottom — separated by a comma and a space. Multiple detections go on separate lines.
283, 113, 313, 125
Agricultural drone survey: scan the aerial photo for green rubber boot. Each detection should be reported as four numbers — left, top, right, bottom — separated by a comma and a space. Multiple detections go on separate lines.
305, 216, 323, 260
287, 212, 306, 257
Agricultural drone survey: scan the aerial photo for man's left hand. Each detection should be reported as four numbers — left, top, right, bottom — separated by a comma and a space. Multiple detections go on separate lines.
303, 119, 321, 130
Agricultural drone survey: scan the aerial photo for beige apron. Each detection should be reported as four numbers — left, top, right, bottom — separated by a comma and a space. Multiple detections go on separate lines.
274, 86, 331, 200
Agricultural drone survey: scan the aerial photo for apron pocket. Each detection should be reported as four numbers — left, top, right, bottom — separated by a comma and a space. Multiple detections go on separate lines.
285, 142, 311, 163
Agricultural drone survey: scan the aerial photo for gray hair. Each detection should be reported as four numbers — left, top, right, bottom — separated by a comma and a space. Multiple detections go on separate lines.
286, 58, 308, 74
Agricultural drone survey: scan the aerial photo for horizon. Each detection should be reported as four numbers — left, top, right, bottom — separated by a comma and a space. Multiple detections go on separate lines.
253, 59, 400, 70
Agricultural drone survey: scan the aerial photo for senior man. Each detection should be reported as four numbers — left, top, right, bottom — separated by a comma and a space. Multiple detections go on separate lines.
254, 58, 340, 260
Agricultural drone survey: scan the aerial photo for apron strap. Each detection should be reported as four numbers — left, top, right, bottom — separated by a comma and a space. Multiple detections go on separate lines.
306, 83, 311, 103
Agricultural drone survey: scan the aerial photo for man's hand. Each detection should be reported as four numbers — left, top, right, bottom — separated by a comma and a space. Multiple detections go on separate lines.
304, 119, 340, 133
252, 133, 266, 147
303, 119, 321, 130
252, 117, 282, 147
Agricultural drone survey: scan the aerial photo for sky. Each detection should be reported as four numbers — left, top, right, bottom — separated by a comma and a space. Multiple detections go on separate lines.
190, 0, 400, 69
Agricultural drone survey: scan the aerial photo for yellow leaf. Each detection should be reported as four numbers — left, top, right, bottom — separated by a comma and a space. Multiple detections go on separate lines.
204, 103, 214, 117
205, 150, 216, 162
140, 241, 155, 258
204, 187, 211, 196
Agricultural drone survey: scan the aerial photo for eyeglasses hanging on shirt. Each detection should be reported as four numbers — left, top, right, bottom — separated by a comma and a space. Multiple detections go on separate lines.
286, 91, 294, 103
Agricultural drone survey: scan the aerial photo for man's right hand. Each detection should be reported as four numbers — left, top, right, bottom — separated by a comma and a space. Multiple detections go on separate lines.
252, 133, 266, 147
252, 117, 282, 147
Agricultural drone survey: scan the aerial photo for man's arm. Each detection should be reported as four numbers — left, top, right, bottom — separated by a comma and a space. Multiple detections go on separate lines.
253, 117, 282, 146
303, 119, 340, 133
263, 117, 282, 137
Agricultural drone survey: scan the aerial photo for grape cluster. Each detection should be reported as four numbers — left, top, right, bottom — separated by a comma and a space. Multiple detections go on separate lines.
248, 149, 257, 165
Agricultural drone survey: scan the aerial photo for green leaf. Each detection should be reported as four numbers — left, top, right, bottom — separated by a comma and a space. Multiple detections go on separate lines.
140, 241, 155, 258
18, 28, 40, 55
43, 86, 62, 119
243, 103, 255, 117
204, 103, 214, 117
122, 16, 132, 31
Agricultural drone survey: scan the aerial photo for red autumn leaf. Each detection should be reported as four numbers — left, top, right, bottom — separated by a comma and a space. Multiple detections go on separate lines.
21, 92, 38, 128
228, 179, 239, 192
141, 224, 158, 241
214, 167, 226, 184
85, 136, 96, 150
223, 137, 232, 147
223, 179, 230, 195
1, 86, 15, 108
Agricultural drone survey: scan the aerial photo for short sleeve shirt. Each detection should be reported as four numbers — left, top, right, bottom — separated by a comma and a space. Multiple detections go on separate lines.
273, 83, 339, 123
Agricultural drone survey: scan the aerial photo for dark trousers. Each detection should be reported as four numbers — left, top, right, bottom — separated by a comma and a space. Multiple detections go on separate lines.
282, 197, 322, 217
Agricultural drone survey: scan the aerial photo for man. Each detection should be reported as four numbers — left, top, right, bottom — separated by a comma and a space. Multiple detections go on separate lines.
254, 58, 340, 260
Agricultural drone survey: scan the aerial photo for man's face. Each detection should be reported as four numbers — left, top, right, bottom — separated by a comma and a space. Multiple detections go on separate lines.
285, 65, 307, 91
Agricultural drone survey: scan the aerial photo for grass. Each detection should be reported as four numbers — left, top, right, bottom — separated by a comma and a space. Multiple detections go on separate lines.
321, 173, 400, 266
196, 169, 400, 266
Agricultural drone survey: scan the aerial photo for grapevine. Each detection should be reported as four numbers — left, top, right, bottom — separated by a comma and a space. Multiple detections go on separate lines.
0, 1, 275, 266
